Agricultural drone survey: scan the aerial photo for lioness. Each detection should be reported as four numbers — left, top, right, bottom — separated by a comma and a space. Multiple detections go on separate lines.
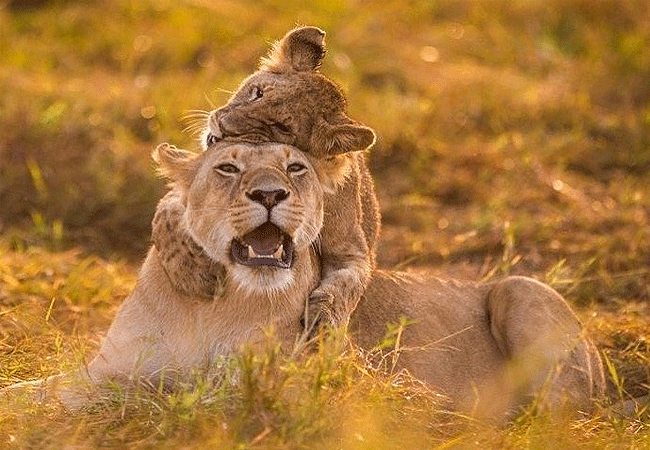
152, 26, 379, 334
9, 141, 603, 419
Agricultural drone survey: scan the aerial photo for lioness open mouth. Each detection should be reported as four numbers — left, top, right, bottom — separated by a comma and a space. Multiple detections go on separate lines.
231, 222, 294, 268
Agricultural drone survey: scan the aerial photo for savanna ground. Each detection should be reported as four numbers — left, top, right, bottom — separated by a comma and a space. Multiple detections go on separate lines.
1, 0, 649, 448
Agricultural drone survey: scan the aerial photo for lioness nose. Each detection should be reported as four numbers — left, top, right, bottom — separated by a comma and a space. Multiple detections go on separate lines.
247, 189, 289, 210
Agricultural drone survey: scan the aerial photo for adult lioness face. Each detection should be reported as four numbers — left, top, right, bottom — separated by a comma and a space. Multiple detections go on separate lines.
155, 141, 325, 293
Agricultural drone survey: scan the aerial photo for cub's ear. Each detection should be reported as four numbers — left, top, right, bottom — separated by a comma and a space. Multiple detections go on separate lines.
313, 118, 376, 156
152, 143, 198, 189
327, 123, 376, 155
261, 26, 326, 73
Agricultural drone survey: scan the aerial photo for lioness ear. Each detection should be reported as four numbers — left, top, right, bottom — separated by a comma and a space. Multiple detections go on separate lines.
152, 143, 197, 189
314, 119, 376, 156
261, 26, 326, 73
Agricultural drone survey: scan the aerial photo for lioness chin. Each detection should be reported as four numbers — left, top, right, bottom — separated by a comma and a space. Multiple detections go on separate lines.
4, 141, 604, 420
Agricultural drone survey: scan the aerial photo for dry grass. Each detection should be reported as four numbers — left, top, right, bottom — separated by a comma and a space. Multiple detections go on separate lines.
1, 0, 649, 448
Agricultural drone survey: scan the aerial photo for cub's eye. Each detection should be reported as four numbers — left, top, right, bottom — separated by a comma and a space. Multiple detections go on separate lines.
249, 86, 264, 102
215, 163, 240, 174
206, 132, 219, 147
273, 122, 292, 134
287, 162, 307, 174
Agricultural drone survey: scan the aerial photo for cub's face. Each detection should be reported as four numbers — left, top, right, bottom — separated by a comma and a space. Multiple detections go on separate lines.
203, 71, 346, 156
182, 142, 324, 292
200, 27, 375, 158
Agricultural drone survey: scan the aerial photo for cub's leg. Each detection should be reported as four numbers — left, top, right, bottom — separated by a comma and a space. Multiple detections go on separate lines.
486, 276, 605, 414
152, 190, 225, 298
306, 175, 372, 334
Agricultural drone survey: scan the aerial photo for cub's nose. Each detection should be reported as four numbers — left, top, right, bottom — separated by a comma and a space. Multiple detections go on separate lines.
247, 189, 289, 210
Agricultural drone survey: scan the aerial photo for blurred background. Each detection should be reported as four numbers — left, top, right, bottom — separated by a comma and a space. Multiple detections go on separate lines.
1, 0, 648, 309
1, 2, 650, 436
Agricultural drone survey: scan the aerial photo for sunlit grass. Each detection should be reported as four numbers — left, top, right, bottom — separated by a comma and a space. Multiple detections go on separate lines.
1, 239, 649, 449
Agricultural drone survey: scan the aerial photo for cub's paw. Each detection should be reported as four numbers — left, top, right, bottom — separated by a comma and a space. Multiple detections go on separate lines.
303, 290, 339, 338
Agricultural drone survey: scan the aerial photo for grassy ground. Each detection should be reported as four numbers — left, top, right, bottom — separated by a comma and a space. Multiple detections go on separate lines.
1, 0, 649, 448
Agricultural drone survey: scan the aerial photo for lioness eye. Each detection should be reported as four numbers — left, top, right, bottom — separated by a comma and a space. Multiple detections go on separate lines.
249, 86, 263, 102
287, 163, 307, 173
215, 163, 240, 174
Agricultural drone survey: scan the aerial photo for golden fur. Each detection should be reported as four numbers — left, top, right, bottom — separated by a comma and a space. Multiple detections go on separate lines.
353, 272, 604, 418
152, 26, 380, 332
6, 142, 604, 419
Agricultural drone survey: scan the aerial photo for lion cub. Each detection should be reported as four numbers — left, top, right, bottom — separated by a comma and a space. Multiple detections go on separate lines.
152, 26, 380, 332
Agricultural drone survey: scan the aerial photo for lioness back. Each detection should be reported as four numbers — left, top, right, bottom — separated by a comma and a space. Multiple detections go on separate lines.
351, 271, 605, 419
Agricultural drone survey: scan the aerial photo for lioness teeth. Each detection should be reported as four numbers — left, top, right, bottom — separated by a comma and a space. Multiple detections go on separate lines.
247, 244, 284, 260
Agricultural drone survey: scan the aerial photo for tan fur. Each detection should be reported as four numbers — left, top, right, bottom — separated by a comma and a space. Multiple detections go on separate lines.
352, 272, 605, 418
6, 142, 603, 420
151, 189, 226, 298
153, 26, 380, 333
15, 142, 324, 409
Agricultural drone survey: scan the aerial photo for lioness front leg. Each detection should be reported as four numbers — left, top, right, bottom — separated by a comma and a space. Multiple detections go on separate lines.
1, 373, 88, 410
486, 276, 605, 414
42, 250, 199, 411
1, 348, 144, 412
